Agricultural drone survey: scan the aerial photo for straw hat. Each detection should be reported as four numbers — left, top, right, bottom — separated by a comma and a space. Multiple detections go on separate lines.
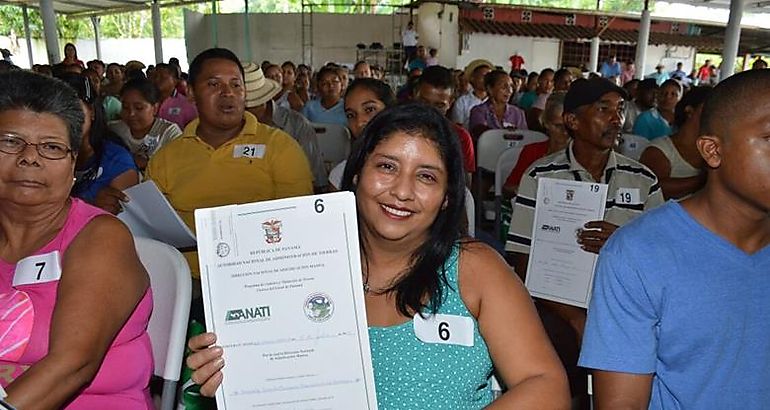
464, 59, 493, 79
125, 60, 146, 72
243, 62, 282, 108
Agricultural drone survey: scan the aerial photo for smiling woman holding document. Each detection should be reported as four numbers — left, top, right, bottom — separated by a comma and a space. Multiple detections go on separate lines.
187, 103, 569, 409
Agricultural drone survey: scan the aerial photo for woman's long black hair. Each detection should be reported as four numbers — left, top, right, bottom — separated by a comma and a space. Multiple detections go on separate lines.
341, 103, 467, 317
56, 73, 129, 195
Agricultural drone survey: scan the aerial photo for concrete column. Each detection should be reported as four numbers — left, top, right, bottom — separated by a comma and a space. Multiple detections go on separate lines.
589, 37, 600, 73
720, 0, 744, 81
243, 0, 252, 61
39, 0, 60, 64
634, 7, 651, 79
22, 5, 34, 67
211, 0, 219, 47
152, 0, 163, 63
90, 16, 102, 60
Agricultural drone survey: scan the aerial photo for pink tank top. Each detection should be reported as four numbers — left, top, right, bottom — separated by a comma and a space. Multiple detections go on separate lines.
0, 198, 153, 409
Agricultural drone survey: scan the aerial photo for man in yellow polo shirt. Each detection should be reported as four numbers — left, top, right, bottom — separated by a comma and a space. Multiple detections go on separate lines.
146, 48, 313, 287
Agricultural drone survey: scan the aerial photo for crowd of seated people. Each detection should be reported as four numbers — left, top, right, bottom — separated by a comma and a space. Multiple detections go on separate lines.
0, 40, 768, 410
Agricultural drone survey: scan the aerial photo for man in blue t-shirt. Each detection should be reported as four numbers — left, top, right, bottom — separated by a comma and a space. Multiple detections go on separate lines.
599, 56, 621, 82
579, 69, 770, 409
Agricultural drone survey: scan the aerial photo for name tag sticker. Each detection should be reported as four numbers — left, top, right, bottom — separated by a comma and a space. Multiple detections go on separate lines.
615, 188, 641, 204
233, 144, 266, 159
413, 313, 474, 347
13, 251, 62, 287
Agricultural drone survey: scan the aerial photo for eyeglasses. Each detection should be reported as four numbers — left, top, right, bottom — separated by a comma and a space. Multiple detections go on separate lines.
0, 133, 73, 160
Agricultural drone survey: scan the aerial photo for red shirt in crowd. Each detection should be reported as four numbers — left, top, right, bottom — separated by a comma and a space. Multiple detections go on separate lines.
509, 54, 525, 71
503, 140, 549, 189
452, 124, 476, 173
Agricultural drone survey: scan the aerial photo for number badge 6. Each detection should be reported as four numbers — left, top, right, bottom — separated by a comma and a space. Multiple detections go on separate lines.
413, 313, 475, 347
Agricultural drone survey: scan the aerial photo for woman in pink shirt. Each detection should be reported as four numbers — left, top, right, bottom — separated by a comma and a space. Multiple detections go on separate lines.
620, 60, 635, 85
0, 71, 153, 409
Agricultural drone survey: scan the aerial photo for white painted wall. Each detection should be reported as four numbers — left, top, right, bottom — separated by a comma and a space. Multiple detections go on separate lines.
184, 11, 409, 68
531, 38, 561, 73
456, 33, 560, 72
0, 36, 188, 70
416, 3, 460, 68
641, 44, 696, 77
452, 32, 695, 77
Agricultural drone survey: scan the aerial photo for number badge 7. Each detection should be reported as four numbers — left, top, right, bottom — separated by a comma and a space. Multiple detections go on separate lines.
13, 251, 62, 287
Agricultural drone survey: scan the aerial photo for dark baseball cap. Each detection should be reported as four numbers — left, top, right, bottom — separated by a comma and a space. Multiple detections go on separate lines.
564, 77, 628, 113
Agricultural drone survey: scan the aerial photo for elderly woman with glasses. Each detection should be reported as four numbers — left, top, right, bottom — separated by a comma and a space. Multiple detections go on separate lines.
0, 71, 153, 409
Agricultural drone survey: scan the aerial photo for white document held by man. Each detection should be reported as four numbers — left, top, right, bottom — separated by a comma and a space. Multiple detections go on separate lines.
117, 180, 196, 248
195, 192, 378, 410
525, 178, 608, 308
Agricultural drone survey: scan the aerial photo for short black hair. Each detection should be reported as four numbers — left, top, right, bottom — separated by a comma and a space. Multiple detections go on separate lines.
0, 71, 84, 150
624, 79, 640, 90
554, 68, 571, 83
316, 66, 341, 82
155, 63, 179, 79
281, 61, 296, 71
56, 72, 95, 105
484, 69, 509, 90
345, 78, 396, 107
701, 69, 770, 138
638, 78, 658, 91
540, 68, 555, 77
674, 86, 712, 128
120, 78, 162, 105
418, 65, 454, 91
87, 59, 105, 69
125, 69, 146, 81
354, 60, 369, 70
188, 48, 244, 86
660, 79, 682, 94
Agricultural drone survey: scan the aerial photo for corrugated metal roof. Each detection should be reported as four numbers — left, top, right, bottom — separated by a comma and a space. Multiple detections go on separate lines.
458, 18, 725, 50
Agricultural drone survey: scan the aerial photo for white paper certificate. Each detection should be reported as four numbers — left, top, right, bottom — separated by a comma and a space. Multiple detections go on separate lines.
525, 178, 608, 308
195, 192, 378, 410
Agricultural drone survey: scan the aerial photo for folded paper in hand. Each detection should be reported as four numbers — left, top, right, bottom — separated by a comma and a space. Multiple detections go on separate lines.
118, 181, 196, 248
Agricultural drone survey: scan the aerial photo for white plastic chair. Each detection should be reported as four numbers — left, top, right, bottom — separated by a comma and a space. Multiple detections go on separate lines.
475, 129, 548, 226
465, 187, 475, 238
617, 133, 649, 161
312, 122, 351, 172
135, 237, 192, 410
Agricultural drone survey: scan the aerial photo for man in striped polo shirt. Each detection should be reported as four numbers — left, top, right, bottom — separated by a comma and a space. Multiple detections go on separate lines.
505, 77, 664, 404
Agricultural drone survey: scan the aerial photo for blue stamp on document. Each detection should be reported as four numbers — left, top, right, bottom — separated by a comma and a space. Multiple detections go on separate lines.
304, 293, 334, 322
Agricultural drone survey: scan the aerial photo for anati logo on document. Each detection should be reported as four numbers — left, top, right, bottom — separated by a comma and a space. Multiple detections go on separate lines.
540, 224, 561, 233
225, 306, 272, 324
